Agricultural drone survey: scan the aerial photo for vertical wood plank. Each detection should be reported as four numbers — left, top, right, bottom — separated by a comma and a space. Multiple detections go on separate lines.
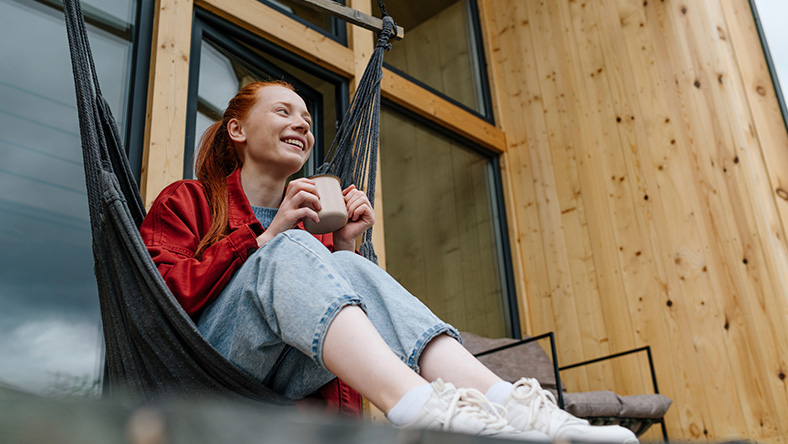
140, 0, 194, 206
480, 0, 557, 340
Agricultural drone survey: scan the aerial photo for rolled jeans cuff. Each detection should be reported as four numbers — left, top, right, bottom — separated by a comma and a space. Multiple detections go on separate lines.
406, 323, 462, 374
311, 295, 366, 370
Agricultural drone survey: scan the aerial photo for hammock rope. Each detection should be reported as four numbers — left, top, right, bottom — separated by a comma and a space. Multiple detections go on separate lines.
63, 0, 392, 401
314, 12, 395, 264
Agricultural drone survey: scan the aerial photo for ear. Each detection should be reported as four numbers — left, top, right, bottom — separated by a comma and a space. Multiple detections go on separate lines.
227, 118, 246, 144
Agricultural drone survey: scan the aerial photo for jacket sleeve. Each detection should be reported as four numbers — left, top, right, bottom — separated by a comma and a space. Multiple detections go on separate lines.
140, 182, 261, 319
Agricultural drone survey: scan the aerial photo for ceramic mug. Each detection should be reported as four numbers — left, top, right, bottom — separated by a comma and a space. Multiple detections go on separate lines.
303, 174, 348, 234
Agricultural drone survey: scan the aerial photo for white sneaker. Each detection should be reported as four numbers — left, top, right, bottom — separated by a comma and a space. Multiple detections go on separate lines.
506, 378, 639, 444
400, 378, 550, 441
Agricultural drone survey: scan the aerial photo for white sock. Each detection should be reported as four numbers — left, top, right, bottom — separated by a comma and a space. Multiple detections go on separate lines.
386, 383, 434, 426
485, 381, 514, 405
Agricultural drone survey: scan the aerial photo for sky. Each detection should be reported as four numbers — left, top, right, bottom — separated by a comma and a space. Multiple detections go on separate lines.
753, 0, 788, 93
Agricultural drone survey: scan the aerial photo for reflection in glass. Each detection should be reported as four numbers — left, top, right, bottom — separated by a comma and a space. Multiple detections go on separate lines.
374, 0, 486, 114
380, 107, 508, 338
262, 0, 344, 40
0, 0, 135, 396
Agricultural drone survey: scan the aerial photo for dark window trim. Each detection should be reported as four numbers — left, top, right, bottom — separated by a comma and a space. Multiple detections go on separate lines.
748, 0, 788, 136
381, 0, 495, 125
258, 0, 348, 46
185, 8, 349, 178
381, 97, 520, 338
468, 0, 494, 122
126, 0, 155, 181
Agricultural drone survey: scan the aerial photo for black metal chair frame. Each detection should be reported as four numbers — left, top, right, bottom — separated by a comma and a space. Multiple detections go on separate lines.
473, 333, 669, 442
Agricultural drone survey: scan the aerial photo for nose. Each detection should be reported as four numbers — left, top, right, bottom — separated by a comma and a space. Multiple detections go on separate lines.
292, 115, 310, 133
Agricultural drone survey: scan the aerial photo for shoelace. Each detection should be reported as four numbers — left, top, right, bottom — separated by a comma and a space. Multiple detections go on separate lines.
510, 378, 587, 435
442, 387, 512, 432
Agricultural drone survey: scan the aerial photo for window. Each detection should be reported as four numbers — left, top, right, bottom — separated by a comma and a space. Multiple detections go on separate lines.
374, 0, 492, 119
379, 104, 517, 338
186, 11, 348, 178
0, 0, 148, 396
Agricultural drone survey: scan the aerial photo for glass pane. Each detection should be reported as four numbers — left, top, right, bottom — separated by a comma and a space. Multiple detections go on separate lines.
261, 0, 344, 40
753, 0, 788, 90
192, 35, 339, 178
380, 107, 508, 338
0, 0, 135, 396
374, 0, 485, 114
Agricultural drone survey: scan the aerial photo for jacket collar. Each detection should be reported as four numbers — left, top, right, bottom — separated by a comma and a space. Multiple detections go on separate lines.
226, 168, 260, 230
225, 168, 307, 232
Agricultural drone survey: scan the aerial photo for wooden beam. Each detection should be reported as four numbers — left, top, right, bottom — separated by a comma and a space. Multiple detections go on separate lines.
140, 0, 194, 208
197, 0, 355, 77
381, 68, 507, 153
290, 0, 404, 40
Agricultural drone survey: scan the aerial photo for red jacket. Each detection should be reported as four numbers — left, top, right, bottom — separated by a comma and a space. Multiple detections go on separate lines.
139, 169, 360, 415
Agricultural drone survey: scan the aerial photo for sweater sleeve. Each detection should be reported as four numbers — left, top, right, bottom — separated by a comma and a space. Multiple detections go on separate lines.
140, 182, 261, 319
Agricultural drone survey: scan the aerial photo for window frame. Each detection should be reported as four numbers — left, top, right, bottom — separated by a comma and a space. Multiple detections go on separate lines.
380, 0, 495, 124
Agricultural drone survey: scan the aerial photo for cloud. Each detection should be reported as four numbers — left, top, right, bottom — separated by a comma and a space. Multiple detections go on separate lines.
0, 317, 102, 393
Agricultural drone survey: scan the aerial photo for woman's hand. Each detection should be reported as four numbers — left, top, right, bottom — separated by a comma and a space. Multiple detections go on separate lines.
333, 184, 375, 251
255, 178, 320, 247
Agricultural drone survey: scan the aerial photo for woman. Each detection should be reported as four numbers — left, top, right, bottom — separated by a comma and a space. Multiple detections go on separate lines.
140, 80, 637, 443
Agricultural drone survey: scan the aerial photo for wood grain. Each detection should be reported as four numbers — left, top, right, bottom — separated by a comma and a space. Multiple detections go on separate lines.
479, 0, 788, 441
140, 0, 194, 207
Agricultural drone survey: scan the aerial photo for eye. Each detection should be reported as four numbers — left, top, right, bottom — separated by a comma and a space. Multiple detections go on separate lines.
276, 108, 289, 116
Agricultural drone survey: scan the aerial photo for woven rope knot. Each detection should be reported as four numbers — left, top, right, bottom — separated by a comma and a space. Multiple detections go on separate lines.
376, 16, 395, 51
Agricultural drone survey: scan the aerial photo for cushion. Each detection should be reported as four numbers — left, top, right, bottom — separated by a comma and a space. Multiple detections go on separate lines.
563, 391, 622, 417
460, 332, 557, 390
617, 394, 673, 418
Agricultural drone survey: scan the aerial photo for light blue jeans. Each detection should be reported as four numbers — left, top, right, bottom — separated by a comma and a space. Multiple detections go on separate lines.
197, 229, 460, 400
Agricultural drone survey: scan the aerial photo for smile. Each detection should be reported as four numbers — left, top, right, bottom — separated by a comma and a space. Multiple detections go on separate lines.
282, 138, 305, 150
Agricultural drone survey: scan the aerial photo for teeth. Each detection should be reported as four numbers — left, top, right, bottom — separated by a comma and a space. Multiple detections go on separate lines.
283, 138, 304, 150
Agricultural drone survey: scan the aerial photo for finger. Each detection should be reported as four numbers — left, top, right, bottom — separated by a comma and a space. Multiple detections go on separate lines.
286, 179, 318, 200
350, 201, 372, 222
346, 199, 366, 220
292, 189, 322, 211
345, 190, 368, 208
342, 184, 356, 196
298, 207, 320, 224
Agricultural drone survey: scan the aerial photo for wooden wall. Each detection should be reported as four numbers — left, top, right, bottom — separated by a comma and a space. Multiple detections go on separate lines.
479, 0, 788, 441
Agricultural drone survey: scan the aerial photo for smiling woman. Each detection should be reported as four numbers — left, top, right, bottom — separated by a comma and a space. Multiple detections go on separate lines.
0, 0, 147, 395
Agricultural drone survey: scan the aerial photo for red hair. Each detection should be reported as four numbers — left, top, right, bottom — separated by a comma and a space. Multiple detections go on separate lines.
193, 80, 295, 259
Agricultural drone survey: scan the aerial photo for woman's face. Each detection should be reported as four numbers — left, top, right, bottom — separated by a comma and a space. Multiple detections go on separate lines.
229, 85, 315, 177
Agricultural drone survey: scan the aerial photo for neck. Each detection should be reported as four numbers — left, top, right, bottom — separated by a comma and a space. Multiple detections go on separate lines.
239, 164, 288, 208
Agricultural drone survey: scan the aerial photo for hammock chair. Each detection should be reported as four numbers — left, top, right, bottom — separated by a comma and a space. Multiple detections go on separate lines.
63, 0, 395, 403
